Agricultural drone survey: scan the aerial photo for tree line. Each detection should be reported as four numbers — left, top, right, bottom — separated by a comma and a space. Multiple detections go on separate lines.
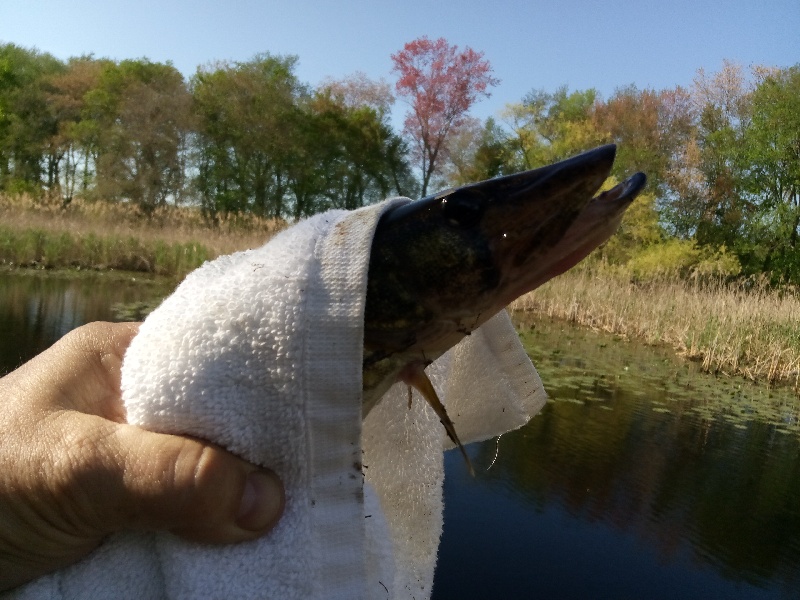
1, 41, 798, 282
444, 62, 799, 283
0, 45, 416, 220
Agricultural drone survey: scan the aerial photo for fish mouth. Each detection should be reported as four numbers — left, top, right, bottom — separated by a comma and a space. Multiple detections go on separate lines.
489, 158, 647, 303
432, 144, 645, 306
519, 169, 647, 291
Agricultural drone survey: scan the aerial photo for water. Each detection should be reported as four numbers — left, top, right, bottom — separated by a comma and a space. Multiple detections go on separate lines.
2, 272, 799, 599
433, 317, 800, 599
0, 270, 171, 374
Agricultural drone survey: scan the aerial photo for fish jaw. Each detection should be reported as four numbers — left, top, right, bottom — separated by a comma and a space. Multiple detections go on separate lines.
499, 170, 647, 300
362, 145, 646, 415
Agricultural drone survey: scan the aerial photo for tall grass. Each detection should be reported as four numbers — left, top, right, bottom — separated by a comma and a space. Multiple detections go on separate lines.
0, 194, 284, 278
511, 268, 800, 390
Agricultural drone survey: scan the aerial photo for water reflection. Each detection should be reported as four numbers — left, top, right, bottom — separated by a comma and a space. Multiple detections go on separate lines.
0, 270, 172, 374
2, 273, 799, 598
433, 316, 800, 599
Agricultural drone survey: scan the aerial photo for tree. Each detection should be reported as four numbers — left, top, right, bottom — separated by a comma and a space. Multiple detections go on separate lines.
441, 117, 512, 186
0, 44, 64, 193
192, 54, 306, 218
593, 85, 694, 195
44, 56, 106, 204
307, 78, 415, 214
686, 61, 754, 251
85, 59, 192, 212
320, 72, 418, 198
391, 36, 498, 195
741, 65, 800, 280
319, 71, 394, 119
502, 86, 602, 170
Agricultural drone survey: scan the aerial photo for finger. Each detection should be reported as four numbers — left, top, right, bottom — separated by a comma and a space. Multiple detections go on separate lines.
7, 322, 140, 421
57, 322, 140, 420
65, 417, 285, 544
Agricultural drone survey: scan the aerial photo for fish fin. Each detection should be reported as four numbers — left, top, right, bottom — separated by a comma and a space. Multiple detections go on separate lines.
400, 363, 476, 477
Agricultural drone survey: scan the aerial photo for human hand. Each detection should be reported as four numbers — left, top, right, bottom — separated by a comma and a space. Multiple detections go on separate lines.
0, 322, 284, 591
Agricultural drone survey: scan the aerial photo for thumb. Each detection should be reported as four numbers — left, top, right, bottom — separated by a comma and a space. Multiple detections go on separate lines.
88, 421, 285, 543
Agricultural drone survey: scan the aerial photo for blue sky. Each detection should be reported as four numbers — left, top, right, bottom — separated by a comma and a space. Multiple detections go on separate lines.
2, 0, 798, 127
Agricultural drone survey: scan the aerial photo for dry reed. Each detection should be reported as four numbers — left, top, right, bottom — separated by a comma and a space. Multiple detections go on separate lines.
0, 194, 284, 277
511, 268, 800, 390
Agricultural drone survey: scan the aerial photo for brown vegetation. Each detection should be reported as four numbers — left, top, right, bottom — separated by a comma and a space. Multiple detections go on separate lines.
511, 268, 800, 391
0, 194, 283, 277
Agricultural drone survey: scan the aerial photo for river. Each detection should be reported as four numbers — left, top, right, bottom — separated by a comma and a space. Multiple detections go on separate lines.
1, 270, 799, 599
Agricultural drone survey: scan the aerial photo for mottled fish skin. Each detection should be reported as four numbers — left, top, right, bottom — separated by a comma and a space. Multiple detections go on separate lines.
362, 145, 645, 467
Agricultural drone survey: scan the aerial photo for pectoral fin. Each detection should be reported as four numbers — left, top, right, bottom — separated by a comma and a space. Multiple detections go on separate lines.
399, 362, 476, 477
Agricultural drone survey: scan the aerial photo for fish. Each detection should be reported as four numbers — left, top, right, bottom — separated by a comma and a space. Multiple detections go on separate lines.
362, 144, 646, 473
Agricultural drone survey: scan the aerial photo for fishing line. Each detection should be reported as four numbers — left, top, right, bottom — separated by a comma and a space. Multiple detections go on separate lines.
485, 434, 503, 471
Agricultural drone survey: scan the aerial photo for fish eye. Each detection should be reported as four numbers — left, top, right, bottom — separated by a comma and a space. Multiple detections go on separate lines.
440, 190, 485, 228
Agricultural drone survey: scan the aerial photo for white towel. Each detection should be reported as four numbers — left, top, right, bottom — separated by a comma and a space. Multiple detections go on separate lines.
7, 198, 546, 599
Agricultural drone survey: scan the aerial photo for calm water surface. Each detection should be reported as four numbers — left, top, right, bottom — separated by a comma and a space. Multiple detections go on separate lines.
0, 270, 171, 374
434, 316, 800, 599
2, 271, 799, 599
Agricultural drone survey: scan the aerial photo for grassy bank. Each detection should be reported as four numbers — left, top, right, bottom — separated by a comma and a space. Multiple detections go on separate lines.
0, 194, 283, 278
511, 268, 800, 391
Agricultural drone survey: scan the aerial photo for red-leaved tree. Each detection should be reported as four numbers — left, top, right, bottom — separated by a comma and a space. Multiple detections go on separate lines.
391, 37, 499, 195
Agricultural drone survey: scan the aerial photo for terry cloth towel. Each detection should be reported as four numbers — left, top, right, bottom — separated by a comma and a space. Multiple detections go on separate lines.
7, 198, 547, 600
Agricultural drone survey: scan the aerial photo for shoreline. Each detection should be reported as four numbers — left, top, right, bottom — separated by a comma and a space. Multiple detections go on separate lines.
511, 269, 800, 393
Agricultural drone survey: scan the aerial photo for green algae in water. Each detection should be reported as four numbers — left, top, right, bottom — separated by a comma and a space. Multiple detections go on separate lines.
513, 313, 800, 438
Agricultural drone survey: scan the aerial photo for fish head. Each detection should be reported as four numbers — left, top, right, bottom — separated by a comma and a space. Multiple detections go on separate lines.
362, 144, 646, 411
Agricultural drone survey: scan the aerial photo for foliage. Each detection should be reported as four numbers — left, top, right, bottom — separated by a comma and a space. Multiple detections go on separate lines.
502, 86, 601, 170
596, 181, 662, 265
439, 117, 513, 186
463, 61, 800, 284
192, 55, 412, 219
626, 239, 741, 280
87, 59, 192, 212
667, 62, 800, 283
0, 45, 413, 221
0, 44, 65, 193
191, 55, 307, 217
0, 40, 798, 284
740, 65, 800, 282
391, 36, 498, 195
594, 85, 694, 195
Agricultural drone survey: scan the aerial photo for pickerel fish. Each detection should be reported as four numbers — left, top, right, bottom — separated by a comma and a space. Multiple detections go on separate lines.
362, 144, 646, 473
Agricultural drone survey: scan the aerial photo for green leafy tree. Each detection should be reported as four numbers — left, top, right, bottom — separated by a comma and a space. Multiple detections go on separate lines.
0, 44, 64, 193
741, 65, 800, 280
598, 179, 663, 265
192, 55, 305, 218
319, 72, 416, 199
303, 88, 413, 214
685, 61, 754, 251
85, 59, 192, 211
502, 86, 602, 170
